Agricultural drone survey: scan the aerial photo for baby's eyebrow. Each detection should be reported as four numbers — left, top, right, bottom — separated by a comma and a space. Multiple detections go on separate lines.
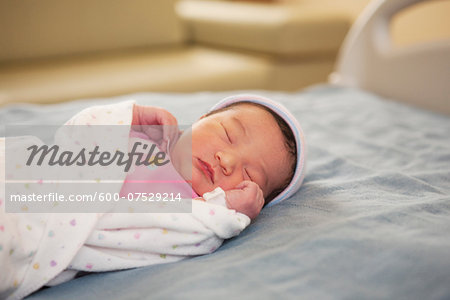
232, 117, 247, 137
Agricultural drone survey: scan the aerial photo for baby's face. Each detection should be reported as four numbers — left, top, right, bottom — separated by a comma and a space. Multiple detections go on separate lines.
171, 104, 291, 199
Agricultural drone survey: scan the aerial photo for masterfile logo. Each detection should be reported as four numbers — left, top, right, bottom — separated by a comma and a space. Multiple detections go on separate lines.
3, 125, 193, 213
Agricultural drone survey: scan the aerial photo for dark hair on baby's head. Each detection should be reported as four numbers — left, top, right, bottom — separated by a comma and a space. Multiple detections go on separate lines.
206, 101, 297, 205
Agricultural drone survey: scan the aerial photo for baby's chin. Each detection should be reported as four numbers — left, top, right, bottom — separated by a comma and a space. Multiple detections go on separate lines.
190, 180, 205, 197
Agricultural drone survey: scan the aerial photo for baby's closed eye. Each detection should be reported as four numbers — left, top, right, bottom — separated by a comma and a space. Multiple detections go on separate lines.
244, 168, 253, 182
220, 122, 232, 143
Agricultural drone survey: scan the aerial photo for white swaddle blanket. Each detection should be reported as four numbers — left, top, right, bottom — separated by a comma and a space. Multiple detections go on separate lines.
0, 101, 251, 300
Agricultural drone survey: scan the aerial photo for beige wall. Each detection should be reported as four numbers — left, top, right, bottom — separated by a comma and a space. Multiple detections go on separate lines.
391, 0, 450, 47
0, 0, 185, 62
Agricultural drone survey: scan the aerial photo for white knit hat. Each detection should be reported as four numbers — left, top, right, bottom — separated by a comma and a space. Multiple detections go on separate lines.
209, 94, 306, 207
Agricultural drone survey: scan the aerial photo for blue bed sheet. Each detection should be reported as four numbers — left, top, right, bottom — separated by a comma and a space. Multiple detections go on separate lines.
1, 85, 449, 299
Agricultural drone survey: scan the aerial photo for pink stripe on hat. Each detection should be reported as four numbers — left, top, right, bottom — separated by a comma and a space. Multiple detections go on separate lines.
209, 94, 306, 207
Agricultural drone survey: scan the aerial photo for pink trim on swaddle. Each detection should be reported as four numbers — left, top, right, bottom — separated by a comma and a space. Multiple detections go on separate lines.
209, 94, 306, 207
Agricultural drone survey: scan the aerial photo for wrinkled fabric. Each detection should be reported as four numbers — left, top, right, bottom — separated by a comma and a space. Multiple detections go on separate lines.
0, 102, 250, 300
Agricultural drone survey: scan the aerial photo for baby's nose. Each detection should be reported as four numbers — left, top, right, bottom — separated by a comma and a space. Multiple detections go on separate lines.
215, 151, 238, 176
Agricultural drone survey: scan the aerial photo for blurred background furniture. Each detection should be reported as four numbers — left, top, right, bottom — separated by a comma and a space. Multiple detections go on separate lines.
1, 0, 449, 106
0, 0, 367, 105
331, 0, 450, 114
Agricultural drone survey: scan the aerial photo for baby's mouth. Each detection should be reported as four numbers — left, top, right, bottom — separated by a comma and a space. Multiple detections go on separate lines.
197, 158, 215, 183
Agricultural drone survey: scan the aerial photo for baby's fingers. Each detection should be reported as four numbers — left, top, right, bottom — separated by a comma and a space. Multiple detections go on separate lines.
143, 127, 163, 142
234, 180, 253, 190
156, 110, 177, 137
162, 124, 180, 151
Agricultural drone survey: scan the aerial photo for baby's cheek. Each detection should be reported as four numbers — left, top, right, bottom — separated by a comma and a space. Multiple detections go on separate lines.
192, 170, 244, 197
216, 175, 244, 191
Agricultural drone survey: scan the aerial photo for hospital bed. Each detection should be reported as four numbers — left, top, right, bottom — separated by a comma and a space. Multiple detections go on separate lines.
1, 0, 449, 298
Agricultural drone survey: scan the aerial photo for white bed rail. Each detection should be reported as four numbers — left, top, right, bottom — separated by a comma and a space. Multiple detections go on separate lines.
330, 0, 450, 114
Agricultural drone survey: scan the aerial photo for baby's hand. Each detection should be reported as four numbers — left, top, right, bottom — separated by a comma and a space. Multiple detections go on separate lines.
225, 181, 264, 220
132, 104, 180, 152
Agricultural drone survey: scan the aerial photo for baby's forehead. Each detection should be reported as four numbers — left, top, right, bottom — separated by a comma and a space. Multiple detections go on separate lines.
206, 102, 270, 119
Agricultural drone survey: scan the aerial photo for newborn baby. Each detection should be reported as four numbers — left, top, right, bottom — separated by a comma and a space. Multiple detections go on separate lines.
0, 94, 306, 299
131, 98, 301, 219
